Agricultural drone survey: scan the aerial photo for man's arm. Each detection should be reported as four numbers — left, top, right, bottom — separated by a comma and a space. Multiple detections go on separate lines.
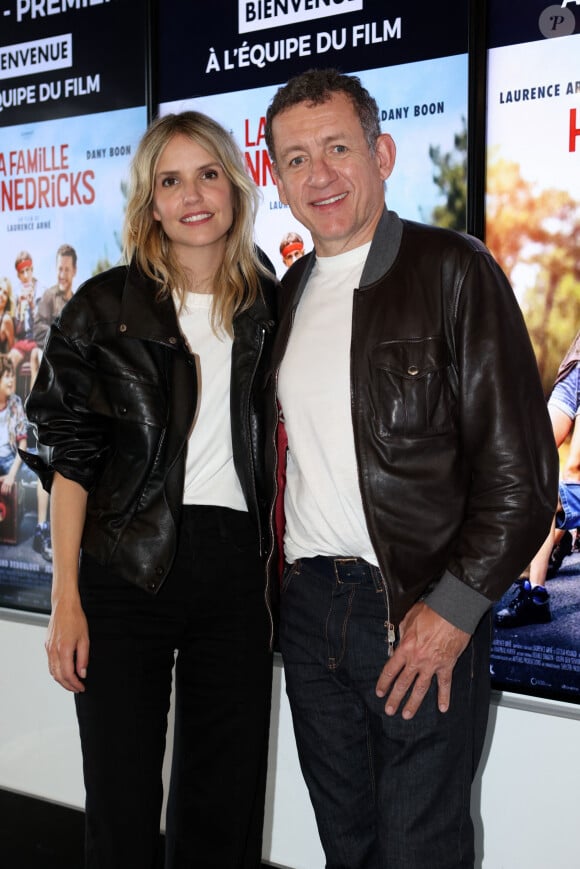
377, 245, 558, 718
33, 289, 53, 346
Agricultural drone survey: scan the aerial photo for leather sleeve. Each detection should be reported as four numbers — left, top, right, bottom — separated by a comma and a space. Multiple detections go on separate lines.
23, 322, 111, 493
428, 247, 559, 628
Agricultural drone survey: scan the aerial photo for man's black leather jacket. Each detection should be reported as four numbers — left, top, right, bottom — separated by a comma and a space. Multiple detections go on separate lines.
266, 210, 558, 633
23, 258, 277, 599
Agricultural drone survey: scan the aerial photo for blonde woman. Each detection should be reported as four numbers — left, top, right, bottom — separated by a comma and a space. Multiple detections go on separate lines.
0, 277, 15, 354
23, 112, 277, 869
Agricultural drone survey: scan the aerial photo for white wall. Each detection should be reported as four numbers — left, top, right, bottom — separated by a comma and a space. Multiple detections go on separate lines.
1, 612, 579, 869
0, 614, 84, 807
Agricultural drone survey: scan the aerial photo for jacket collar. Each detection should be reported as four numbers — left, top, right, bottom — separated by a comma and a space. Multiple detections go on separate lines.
360, 208, 403, 287
234, 277, 277, 331
118, 259, 185, 348
119, 257, 277, 344
284, 207, 404, 307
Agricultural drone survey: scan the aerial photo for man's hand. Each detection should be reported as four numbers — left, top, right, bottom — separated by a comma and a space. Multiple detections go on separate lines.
375, 602, 470, 719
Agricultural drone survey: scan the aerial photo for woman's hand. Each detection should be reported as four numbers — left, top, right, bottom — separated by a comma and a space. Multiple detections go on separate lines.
46, 594, 89, 693
0, 472, 16, 495
46, 472, 91, 693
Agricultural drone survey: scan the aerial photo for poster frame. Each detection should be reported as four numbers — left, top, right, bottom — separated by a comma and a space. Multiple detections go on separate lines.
0, 0, 157, 624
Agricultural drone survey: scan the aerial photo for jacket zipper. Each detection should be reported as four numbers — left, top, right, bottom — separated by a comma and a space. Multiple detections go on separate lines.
265, 381, 283, 651
265, 305, 297, 650
350, 289, 396, 656
244, 322, 266, 553
238, 319, 277, 648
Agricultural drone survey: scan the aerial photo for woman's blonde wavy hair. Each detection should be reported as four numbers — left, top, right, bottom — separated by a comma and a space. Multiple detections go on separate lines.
123, 111, 268, 335
0, 278, 14, 316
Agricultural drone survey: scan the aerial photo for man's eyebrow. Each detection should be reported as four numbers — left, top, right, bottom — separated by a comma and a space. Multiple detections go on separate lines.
277, 133, 348, 160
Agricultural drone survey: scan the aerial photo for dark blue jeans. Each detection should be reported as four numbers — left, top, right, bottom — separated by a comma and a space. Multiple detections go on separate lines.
75, 506, 273, 869
279, 556, 491, 869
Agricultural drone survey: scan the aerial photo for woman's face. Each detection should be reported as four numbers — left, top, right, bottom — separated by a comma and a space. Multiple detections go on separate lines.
0, 282, 9, 311
152, 133, 235, 270
0, 369, 14, 398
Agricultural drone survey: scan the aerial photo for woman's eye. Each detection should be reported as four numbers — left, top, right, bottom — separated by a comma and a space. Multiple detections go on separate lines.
202, 169, 219, 180
161, 177, 178, 187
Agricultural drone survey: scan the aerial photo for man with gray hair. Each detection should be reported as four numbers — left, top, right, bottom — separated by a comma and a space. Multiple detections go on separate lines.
264, 68, 557, 868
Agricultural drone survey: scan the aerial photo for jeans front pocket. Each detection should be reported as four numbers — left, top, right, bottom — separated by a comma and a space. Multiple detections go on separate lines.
281, 560, 302, 594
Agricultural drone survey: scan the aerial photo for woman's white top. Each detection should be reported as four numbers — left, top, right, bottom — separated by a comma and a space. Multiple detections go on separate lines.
175, 292, 247, 511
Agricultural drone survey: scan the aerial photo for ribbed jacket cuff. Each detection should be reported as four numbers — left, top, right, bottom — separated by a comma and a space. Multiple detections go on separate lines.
423, 570, 491, 634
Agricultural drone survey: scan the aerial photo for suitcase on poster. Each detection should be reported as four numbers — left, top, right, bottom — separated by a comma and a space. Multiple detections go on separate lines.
0, 484, 22, 544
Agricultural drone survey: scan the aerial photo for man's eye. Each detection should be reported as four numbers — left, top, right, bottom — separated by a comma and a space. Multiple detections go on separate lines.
333, 145, 347, 154
289, 156, 305, 167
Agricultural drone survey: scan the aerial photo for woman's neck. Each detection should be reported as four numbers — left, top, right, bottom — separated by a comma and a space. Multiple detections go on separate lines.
175, 239, 225, 294
188, 274, 214, 295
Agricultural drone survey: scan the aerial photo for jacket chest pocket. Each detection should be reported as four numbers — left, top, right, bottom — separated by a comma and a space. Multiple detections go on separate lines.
86, 374, 167, 511
87, 373, 166, 428
370, 337, 457, 438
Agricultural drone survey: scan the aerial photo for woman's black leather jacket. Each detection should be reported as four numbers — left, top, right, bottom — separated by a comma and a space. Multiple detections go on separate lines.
23, 258, 277, 597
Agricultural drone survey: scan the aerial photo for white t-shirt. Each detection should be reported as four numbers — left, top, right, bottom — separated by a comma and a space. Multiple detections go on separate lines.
277, 243, 378, 564
175, 292, 247, 511
0, 406, 12, 462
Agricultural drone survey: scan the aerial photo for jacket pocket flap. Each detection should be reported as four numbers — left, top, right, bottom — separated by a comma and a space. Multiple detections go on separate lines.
371, 336, 450, 379
87, 373, 164, 427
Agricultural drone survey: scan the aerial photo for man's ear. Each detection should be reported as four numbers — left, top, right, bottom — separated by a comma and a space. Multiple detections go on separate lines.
375, 133, 396, 182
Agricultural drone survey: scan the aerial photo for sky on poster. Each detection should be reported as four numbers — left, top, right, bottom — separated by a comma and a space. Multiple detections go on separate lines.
487, 33, 580, 303
0, 106, 146, 296
161, 53, 468, 276
487, 33, 580, 191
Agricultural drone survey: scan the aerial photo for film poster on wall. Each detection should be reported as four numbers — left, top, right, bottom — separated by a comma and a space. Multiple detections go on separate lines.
157, 0, 470, 277
486, 1, 580, 703
0, 0, 148, 612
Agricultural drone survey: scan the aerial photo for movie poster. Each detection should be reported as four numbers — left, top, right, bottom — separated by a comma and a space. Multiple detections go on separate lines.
157, 0, 470, 275
0, 0, 148, 612
486, 1, 580, 702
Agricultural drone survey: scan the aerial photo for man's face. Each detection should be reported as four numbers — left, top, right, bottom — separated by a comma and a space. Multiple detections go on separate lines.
272, 92, 395, 257
17, 265, 33, 287
57, 254, 76, 298
282, 246, 304, 268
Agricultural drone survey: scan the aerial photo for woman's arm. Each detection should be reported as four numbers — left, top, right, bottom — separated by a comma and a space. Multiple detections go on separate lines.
0, 313, 14, 350
0, 445, 23, 494
45, 471, 90, 693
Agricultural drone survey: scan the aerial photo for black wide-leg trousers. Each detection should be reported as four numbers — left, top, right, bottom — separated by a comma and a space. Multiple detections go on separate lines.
75, 506, 273, 869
